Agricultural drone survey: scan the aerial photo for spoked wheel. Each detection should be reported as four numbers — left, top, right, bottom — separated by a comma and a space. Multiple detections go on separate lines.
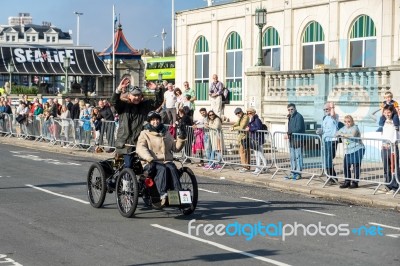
87, 163, 107, 208
179, 167, 198, 215
116, 168, 139, 218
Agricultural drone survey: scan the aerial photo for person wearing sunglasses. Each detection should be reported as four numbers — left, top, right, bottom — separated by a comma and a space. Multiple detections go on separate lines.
110, 77, 161, 169
335, 115, 365, 189
286, 103, 305, 180
204, 110, 223, 169
316, 102, 339, 184
245, 107, 267, 175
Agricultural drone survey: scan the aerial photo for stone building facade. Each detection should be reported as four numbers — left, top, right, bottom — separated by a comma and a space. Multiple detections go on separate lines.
175, 0, 400, 132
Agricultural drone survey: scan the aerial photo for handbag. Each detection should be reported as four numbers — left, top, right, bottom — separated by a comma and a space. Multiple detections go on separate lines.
16, 114, 25, 124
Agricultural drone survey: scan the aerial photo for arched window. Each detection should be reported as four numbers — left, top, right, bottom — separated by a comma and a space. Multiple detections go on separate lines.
194, 36, 210, 101
262, 27, 281, 70
302, 21, 325, 69
349, 15, 376, 67
225, 31, 243, 101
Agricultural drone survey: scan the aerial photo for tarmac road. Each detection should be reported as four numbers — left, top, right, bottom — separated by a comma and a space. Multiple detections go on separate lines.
0, 143, 399, 265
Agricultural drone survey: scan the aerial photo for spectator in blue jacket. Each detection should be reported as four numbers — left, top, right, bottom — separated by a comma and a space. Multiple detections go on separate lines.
287, 103, 305, 180
246, 107, 267, 175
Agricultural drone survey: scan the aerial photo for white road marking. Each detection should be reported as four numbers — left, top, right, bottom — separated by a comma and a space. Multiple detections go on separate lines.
25, 184, 89, 204
386, 234, 400, 238
0, 254, 23, 266
198, 188, 219, 194
151, 224, 292, 266
240, 196, 270, 204
299, 209, 336, 217
11, 151, 81, 166
369, 222, 400, 231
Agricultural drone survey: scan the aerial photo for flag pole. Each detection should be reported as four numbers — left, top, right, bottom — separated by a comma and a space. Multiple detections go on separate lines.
112, 4, 116, 92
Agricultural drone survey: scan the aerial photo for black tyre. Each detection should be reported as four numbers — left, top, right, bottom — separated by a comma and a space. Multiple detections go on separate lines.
116, 168, 139, 218
179, 167, 198, 215
87, 162, 107, 208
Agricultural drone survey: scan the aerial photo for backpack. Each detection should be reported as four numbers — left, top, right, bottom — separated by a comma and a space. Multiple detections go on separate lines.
221, 87, 230, 104
261, 123, 268, 131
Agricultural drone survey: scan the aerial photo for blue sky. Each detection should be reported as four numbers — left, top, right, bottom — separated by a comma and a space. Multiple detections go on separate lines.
0, 0, 211, 52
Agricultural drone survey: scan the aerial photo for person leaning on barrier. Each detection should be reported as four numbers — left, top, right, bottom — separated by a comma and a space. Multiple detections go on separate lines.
97, 99, 115, 151
230, 107, 250, 173
286, 103, 305, 180
335, 115, 365, 189
380, 105, 400, 195
204, 110, 223, 170
110, 77, 160, 169
245, 107, 267, 175
136, 111, 186, 208
193, 108, 211, 167
316, 102, 339, 183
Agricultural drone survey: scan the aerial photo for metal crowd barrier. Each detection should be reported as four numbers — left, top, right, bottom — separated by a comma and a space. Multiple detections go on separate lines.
181, 126, 274, 174
1, 115, 399, 197
394, 141, 400, 198
0, 113, 12, 137
271, 132, 324, 182
324, 136, 399, 195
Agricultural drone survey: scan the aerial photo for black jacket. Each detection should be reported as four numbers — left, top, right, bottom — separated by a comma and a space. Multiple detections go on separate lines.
110, 92, 159, 152
71, 103, 80, 120
99, 105, 114, 121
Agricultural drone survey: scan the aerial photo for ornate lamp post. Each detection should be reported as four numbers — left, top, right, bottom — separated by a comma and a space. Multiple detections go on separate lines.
255, 8, 267, 66
7, 62, 14, 94
63, 57, 71, 93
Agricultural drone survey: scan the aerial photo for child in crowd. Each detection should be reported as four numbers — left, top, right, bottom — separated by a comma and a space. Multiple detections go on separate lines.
377, 91, 399, 132
91, 107, 102, 148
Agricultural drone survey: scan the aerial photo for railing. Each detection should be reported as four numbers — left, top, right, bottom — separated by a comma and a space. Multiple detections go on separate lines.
1, 115, 398, 198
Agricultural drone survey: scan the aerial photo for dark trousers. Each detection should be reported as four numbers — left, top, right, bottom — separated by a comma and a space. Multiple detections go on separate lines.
324, 141, 338, 176
99, 122, 115, 147
148, 162, 182, 195
343, 161, 361, 183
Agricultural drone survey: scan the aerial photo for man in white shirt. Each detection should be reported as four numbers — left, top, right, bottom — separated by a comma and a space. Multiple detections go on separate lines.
157, 83, 177, 126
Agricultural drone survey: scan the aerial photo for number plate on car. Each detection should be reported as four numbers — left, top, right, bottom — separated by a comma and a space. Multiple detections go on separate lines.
179, 191, 192, 204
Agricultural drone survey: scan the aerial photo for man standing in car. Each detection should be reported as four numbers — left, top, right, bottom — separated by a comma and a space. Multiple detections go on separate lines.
110, 77, 160, 168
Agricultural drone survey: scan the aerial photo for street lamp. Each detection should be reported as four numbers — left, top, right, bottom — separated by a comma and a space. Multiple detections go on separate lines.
63, 57, 71, 93
158, 72, 163, 84
255, 8, 267, 66
7, 62, 14, 94
145, 34, 158, 55
161, 28, 167, 57
74, 11, 84, 46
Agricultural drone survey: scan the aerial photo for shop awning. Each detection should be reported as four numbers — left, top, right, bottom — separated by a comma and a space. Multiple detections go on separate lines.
0, 45, 111, 76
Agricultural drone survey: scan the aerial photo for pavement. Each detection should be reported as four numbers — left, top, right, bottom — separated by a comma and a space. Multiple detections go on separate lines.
1, 136, 399, 212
